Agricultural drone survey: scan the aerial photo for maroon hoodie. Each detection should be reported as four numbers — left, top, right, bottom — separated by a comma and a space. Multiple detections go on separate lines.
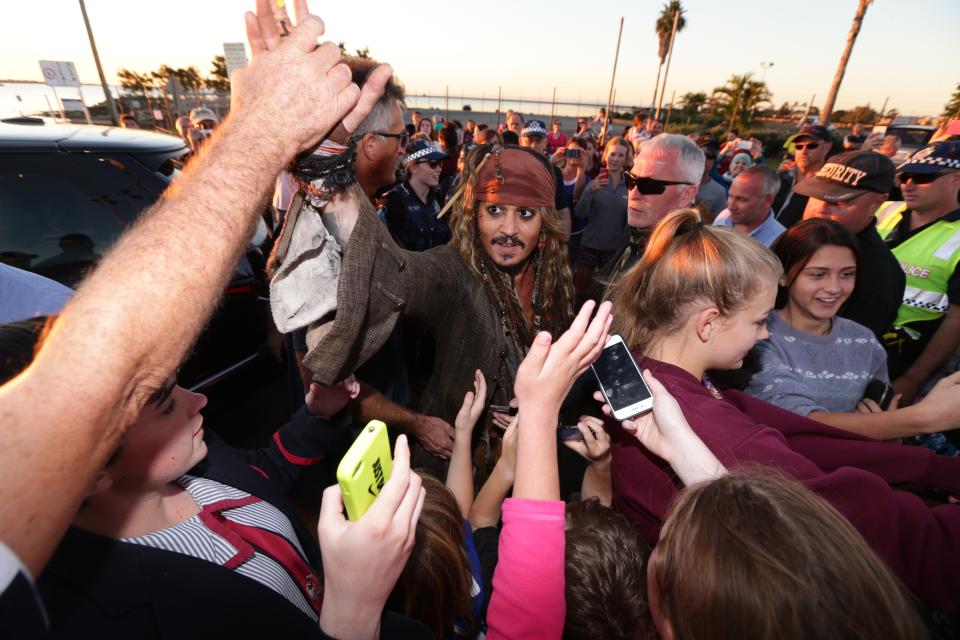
612, 356, 960, 612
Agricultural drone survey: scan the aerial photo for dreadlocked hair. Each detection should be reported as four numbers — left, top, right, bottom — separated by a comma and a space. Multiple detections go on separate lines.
448, 144, 574, 350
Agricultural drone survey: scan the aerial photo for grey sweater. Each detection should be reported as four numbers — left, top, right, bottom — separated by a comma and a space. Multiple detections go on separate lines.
744, 311, 889, 416
574, 175, 628, 252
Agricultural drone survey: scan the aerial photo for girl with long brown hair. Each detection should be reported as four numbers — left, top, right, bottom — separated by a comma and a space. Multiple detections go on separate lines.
604, 207, 960, 613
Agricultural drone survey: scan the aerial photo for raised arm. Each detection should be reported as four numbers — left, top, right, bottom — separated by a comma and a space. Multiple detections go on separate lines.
0, 1, 375, 578
446, 370, 487, 517
486, 301, 611, 640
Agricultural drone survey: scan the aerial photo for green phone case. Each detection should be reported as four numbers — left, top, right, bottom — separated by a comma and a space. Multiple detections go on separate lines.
336, 420, 393, 521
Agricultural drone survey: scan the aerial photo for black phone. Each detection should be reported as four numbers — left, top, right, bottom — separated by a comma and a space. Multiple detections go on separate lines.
862, 379, 894, 410
564, 148, 581, 158
557, 426, 583, 441
591, 335, 653, 420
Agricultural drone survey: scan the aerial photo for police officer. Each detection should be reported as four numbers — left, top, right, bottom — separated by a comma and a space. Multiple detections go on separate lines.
382, 139, 452, 252
876, 142, 960, 403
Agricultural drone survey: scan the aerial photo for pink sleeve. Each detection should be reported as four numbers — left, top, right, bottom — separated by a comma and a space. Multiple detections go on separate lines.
486, 498, 566, 640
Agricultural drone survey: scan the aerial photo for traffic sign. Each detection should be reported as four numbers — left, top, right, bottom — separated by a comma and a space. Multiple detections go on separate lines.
39, 60, 81, 88
223, 43, 248, 80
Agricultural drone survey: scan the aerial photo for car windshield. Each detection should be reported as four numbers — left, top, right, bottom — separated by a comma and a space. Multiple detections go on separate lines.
0, 152, 170, 286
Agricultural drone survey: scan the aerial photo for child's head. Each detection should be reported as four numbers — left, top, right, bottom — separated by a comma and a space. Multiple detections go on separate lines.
611, 209, 782, 370
648, 471, 926, 640
729, 153, 753, 176
771, 218, 859, 315
564, 499, 654, 640
388, 473, 476, 638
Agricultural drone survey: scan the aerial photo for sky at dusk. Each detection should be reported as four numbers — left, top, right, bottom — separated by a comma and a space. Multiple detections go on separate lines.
1, 0, 958, 117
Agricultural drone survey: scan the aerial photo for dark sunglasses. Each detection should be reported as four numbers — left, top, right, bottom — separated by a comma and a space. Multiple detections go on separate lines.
794, 142, 821, 151
624, 173, 693, 195
896, 172, 947, 186
375, 131, 410, 147
417, 159, 443, 170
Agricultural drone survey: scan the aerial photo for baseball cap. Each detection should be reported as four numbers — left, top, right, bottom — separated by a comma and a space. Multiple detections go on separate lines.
520, 120, 548, 138
189, 107, 218, 125
785, 124, 832, 147
794, 150, 895, 202
895, 141, 960, 175
404, 139, 447, 165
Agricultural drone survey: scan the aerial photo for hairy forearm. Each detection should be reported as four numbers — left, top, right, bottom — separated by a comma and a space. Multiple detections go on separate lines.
469, 462, 514, 529
0, 118, 287, 576
809, 405, 929, 440
351, 382, 417, 431
446, 434, 474, 517
579, 460, 612, 506
902, 308, 960, 383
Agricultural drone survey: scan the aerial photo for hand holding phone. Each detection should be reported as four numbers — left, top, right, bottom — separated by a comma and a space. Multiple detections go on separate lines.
560, 416, 611, 463
336, 420, 393, 520
318, 434, 424, 639
593, 369, 724, 485
591, 335, 653, 420
564, 148, 581, 159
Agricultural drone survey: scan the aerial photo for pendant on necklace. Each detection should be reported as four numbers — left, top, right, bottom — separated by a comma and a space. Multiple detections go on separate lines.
702, 375, 723, 400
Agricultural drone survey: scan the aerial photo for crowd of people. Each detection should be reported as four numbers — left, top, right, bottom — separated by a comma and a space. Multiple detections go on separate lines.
2, 2, 960, 638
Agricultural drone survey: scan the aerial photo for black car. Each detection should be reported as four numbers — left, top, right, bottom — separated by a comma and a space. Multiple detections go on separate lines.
0, 117, 275, 396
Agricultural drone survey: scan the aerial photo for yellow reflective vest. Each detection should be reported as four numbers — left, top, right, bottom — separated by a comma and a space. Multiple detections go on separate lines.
876, 202, 960, 327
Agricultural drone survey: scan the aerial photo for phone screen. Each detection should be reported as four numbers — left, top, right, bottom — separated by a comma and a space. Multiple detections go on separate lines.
592, 339, 651, 416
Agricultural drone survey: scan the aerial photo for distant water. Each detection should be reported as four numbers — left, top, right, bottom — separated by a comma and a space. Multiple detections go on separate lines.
0, 80, 641, 124
0, 81, 114, 118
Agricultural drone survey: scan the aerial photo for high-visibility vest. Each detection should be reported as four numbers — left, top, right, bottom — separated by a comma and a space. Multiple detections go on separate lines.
876, 202, 960, 327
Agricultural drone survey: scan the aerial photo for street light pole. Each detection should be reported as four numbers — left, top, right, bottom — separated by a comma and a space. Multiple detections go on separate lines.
79, 0, 119, 125
760, 61, 774, 84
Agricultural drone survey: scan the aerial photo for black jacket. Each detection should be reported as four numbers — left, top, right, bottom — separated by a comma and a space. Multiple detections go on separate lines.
37, 408, 431, 639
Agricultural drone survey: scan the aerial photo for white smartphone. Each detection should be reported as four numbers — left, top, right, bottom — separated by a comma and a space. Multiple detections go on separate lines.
591, 335, 653, 421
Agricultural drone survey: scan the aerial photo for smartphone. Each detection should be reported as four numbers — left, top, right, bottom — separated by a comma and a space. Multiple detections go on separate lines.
564, 148, 581, 158
862, 379, 894, 411
591, 334, 653, 421
735, 139, 752, 151
336, 420, 393, 521
557, 425, 583, 441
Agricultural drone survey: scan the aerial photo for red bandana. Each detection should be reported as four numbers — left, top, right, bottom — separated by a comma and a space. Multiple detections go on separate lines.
475, 147, 556, 208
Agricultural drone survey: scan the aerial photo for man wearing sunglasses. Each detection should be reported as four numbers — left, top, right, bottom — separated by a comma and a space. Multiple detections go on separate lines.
777, 124, 834, 228
592, 134, 703, 292
875, 142, 960, 404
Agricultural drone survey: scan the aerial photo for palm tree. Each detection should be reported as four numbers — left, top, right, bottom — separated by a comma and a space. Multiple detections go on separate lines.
820, 0, 872, 125
206, 55, 230, 93
650, 1, 686, 111
117, 68, 154, 113
711, 73, 773, 130
679, 91, 708, 117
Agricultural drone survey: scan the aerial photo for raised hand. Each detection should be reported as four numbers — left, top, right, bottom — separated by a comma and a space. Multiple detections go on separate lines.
514, 299, 612, 415
317, 435, 425, 640
454, 369, 488, 439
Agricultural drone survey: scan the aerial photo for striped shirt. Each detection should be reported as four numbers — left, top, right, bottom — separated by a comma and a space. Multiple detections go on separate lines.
123, 475, 317, 621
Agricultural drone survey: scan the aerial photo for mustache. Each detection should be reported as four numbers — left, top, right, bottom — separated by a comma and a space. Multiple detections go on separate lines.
491, 234, 525, 247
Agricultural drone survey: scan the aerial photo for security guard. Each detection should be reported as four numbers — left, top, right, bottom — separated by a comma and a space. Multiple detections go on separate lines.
876, 141, 960, 403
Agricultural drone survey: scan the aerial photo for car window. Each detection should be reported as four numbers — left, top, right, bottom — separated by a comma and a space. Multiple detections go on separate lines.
887, 128, 933, 148
0, 153, 168, 286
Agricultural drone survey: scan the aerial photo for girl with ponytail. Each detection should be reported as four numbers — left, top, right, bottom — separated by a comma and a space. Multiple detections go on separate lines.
602, 208, 960, 614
